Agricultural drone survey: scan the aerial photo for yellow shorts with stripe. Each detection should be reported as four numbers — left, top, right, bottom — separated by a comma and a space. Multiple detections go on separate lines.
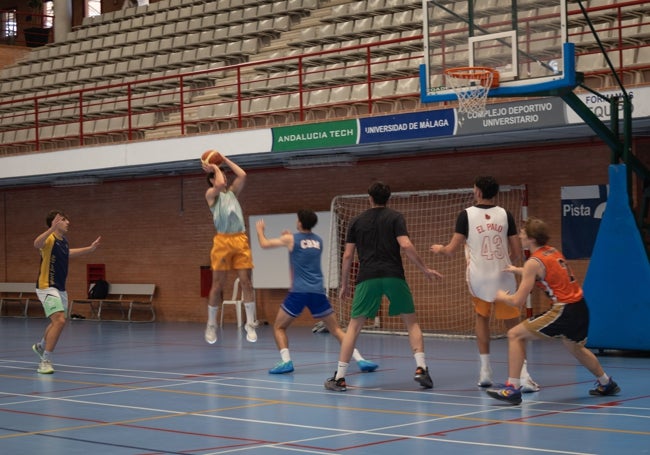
472, 296, 521, 320
210, 232, 254, 271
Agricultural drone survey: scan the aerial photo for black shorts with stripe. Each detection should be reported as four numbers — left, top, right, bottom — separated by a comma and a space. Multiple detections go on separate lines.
523, 298, 589, 343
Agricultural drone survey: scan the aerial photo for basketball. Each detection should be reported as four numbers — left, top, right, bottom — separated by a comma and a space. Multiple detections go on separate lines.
201, 150, 224, 166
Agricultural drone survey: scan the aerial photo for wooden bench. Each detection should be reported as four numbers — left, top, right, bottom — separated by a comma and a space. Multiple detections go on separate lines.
70, 283, 156, 322
0, 282, 42, 317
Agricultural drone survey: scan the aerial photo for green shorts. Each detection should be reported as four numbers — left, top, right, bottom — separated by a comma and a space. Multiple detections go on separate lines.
351, 277, 415, 318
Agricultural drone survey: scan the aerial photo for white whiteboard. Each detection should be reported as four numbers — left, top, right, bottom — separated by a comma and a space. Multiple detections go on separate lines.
249, 211, 333, 289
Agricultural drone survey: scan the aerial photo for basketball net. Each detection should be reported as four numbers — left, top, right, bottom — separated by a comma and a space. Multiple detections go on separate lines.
444, 67, 499, 116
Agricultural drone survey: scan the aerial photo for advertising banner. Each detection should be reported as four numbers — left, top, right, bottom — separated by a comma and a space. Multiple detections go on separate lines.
457, 98, 567, 134
358, 109, 455, 143
561, 185, 608, 259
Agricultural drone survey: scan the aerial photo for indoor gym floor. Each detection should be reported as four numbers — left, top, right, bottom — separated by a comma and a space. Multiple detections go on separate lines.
0, 317, 648, 454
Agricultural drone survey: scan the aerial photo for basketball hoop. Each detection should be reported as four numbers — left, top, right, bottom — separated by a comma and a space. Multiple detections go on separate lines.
444, 67, 500, 116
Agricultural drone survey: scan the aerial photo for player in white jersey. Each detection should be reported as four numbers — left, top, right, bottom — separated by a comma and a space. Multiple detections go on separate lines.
431, 176, 539, 392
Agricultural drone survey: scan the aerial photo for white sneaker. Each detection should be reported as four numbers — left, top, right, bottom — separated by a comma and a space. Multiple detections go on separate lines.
37, 360, 54, 374
477, 367, 493, 387
521, 376, 541, 393
244, 322, 257, 342
204, 324, 217, 344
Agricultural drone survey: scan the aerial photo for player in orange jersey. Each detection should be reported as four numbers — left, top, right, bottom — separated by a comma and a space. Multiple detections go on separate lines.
486, 217, 620, 405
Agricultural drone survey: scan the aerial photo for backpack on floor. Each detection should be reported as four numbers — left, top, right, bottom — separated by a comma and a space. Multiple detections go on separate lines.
88, 280, 109, 299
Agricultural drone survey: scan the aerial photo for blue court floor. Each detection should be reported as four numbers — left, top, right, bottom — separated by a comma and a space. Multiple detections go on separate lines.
0, 317, 648, 454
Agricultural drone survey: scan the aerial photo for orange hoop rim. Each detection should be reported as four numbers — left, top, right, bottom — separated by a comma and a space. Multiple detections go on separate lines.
444, 66, 500, 88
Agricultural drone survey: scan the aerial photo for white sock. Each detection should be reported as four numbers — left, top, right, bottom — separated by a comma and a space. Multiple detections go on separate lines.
480, 354, 491, 370
520, 359, 530, 379
244, 302, 256, 325
336, 361, 349, 379
207, 306, 217, 326
43, 351, 51, 361
414, 351, 426, 369
280, 348, 291, 362
352, 348, 363, 362
598, 373, 610, 385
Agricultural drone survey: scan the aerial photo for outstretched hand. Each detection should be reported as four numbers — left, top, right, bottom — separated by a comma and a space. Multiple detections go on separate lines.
90, 236, 101, 252
503, 264, 521, 274
423, 268, 443, 281
201, 160, 218, 173
430, 244, 444, 254
50, 213, 66, 230
495, 289, 519, 307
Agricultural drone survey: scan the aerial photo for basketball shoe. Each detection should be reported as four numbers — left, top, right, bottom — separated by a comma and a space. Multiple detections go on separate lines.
589, 378, 620, 396
486, 384, 522, 405
414, 366, 433, 389
324, 373, 347, 392
357, 359, 379, 372
204, 324, 217, 344
269, 360, 294, 374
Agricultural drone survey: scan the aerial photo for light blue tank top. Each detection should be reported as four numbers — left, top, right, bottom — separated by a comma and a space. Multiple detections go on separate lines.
210, 190, 245, 233
289, 232, 325, 294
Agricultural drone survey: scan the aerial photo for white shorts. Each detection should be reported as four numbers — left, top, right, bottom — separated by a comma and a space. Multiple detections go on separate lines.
36, 288, 68, 317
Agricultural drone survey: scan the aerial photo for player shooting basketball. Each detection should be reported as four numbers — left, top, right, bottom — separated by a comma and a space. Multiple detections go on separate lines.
201, 152, 258, 344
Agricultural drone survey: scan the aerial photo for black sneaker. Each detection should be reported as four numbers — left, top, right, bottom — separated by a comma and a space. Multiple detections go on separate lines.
324, 373, 347, 392
414, 366, 433, 389
589, 378, 620, 396
486, 384, 523, 405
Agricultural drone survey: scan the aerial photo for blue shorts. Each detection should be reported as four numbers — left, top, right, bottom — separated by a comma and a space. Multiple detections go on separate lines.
282, 292, 334, 319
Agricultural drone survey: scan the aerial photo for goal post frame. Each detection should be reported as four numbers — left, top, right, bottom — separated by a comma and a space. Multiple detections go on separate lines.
327, 185, 527, 338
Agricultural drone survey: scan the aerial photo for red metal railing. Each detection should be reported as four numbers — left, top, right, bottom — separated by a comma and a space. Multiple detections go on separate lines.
0, 1, 648, 155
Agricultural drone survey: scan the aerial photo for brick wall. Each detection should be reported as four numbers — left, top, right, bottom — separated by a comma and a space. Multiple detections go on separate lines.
0, 139, 633, 325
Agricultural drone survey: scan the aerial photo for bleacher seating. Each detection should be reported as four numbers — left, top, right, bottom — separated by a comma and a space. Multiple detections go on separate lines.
0, 0, 649, 153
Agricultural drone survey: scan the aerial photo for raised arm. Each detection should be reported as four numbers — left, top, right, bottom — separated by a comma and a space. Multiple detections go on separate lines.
202, 161, 226, 207
70, 237, 101, 258
222, 156, 247, 196
256, 219, 294, 251
33, 214, 64, 250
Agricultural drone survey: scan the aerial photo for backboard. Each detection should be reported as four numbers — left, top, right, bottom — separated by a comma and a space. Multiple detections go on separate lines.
420, 0, 577, 103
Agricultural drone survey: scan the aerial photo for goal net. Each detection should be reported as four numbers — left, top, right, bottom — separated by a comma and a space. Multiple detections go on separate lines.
326, 186, 527, 338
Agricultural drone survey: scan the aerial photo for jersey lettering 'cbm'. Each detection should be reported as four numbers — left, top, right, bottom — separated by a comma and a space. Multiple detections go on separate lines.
289, 232, 324, 294
465, 206, 516, 301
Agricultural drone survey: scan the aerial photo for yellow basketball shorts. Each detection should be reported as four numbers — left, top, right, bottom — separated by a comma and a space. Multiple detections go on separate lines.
210, 232, 254, 271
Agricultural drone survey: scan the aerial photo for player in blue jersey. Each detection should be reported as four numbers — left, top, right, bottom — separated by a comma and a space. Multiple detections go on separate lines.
256, 210, 378, 375
32, 210, 101, 374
